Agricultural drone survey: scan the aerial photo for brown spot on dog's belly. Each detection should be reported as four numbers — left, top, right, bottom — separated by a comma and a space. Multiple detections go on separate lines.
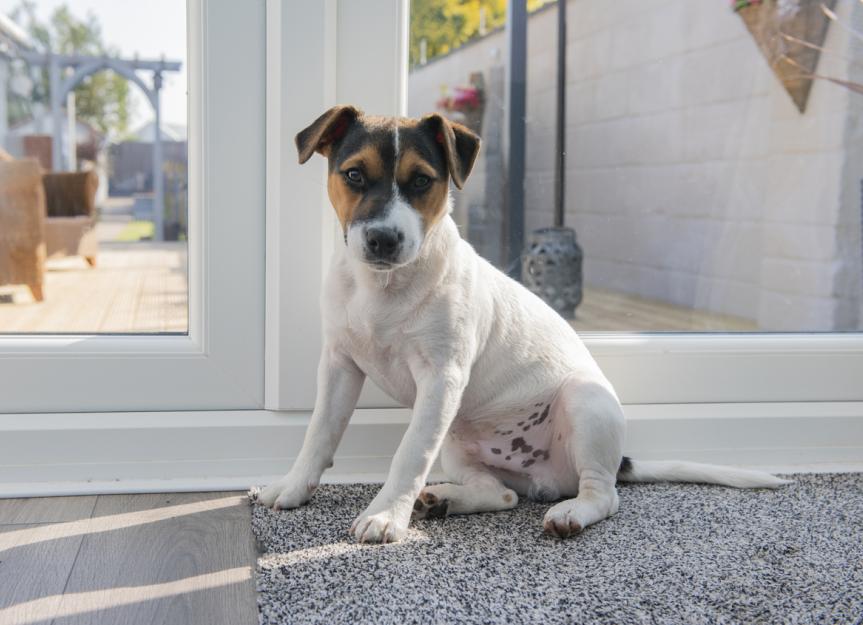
474, 419, 558, 474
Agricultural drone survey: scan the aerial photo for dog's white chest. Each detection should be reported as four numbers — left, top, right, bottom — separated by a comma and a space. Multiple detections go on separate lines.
342, 318, 418, 408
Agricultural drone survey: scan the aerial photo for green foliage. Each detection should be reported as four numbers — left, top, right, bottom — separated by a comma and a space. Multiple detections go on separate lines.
115, 220, 155, 243
9, 1, 132, 138
409, 0, 554, 66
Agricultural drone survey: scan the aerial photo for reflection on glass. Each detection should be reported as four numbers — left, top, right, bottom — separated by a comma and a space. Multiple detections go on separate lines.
408, 0, 863, 333
0, 0, 187, 334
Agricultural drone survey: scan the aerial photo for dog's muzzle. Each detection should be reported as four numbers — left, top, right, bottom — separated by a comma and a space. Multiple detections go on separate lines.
364, 226, 403, 263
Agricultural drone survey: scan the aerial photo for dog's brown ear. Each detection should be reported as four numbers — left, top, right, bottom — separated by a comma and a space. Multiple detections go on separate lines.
295, 105, 362, 164
421, 113, 481, 189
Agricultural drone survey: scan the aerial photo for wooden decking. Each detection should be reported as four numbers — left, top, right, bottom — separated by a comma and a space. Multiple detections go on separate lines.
0, 242, 188, 334
0, 238, 756, 334
572, 287, 757, 332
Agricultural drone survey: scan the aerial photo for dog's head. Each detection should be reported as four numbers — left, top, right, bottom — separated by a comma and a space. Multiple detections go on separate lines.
296, 106, 480, 270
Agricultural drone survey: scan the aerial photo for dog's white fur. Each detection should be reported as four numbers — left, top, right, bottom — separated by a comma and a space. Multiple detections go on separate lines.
257, 120, 789, 544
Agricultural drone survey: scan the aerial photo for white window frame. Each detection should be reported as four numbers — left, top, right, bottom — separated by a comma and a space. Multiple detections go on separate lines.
1, 0, 860, 497
0, 0, 266, 413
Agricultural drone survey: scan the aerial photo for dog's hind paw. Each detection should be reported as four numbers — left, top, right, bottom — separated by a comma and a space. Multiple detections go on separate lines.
412, 489, 450, 520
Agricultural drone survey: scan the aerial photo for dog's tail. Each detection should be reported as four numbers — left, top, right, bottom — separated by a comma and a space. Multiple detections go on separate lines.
616, 456, 791, 489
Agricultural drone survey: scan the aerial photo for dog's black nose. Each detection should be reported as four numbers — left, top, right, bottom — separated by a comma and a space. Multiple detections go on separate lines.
365, 227, 400, 259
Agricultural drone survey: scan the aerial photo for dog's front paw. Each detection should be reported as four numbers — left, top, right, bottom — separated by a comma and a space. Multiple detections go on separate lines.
411, 488, 450, 520
350, 507, 409, 544
255, 475, 318, 510
542, 500, 584, 538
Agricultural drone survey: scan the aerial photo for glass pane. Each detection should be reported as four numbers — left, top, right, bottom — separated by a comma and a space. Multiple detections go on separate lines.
408, 0, 863, 332
0, 0, 187, 333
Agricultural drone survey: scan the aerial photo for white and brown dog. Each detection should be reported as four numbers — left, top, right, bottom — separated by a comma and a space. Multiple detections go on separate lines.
256, 106, 789, 543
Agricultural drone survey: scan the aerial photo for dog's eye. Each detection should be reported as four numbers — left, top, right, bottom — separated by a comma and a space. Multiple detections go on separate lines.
343, 168, 364, 185
413, 175, 431, 189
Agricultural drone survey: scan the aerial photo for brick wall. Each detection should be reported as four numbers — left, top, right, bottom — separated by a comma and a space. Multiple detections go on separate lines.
408, 0, 863, 330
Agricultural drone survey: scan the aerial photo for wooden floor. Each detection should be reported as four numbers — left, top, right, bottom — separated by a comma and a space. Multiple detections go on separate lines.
0, 492, 258, 625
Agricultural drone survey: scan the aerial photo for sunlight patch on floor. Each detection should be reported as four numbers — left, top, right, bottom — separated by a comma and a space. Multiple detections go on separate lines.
0, 567, 252, 625
0, 495, 245, 552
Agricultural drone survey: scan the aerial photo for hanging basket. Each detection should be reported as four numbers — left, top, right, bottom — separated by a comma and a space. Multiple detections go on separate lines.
435, 72, 486, 135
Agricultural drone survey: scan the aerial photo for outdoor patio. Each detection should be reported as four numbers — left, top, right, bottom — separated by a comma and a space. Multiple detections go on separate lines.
571, 288, 757, 333
0, 241, 187, 334
0, 236, 755, 334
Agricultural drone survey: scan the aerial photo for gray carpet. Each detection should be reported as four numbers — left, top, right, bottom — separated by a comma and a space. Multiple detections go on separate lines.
250, 474, 863, 625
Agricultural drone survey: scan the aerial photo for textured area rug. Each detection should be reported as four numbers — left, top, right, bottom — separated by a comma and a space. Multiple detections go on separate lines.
250, 474, 863, 624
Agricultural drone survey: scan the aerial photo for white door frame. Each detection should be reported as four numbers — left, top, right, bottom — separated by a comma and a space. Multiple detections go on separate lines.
0, 0, 266, 413
264, 0, 409, 411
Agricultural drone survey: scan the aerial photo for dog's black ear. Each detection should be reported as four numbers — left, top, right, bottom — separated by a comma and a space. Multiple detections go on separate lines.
295, 105, 362, 164
421, 113, 481, 189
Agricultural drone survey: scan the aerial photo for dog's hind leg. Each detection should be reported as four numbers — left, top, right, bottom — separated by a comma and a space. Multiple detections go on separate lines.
413, 436, 518, 519
542, 376, 626, 538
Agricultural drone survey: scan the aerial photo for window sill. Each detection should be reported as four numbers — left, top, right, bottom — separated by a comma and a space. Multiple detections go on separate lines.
2, 402, 861, 497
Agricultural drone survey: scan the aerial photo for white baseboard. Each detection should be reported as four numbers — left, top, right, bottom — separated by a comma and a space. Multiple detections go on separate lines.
1, 403, 862, 498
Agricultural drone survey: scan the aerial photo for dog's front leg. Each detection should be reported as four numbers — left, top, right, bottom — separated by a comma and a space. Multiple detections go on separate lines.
256, 348, 365, 510
350, 366, 466, 543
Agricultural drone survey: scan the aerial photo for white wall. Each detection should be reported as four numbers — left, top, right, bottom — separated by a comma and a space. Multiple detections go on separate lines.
408, 0, 863, 331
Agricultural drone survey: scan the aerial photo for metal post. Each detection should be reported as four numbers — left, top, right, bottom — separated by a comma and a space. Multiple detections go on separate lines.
0, 60, 8, 149
66, 91, 77, 171
152, 71, 164, 242
505, 0, 527, 279
49, 54, 63, 171
554, 0, 566, 228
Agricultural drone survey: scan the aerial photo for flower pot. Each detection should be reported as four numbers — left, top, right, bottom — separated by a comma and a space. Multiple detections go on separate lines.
521, 226, 583, 320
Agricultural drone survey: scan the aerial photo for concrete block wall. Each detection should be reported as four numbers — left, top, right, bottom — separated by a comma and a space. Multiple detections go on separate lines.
408, 0, 863, 330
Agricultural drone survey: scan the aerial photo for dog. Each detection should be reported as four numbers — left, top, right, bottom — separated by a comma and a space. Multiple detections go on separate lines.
255, 106, 790, 543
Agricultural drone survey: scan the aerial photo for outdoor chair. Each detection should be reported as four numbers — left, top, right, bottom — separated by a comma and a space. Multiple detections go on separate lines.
0, 157, 47, 302
43, 170, 99, 267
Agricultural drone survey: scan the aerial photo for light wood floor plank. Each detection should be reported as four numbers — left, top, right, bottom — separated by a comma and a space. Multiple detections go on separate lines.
52, 492, 257, 625
0, 524, 86, 625
0, 496, 96, 525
